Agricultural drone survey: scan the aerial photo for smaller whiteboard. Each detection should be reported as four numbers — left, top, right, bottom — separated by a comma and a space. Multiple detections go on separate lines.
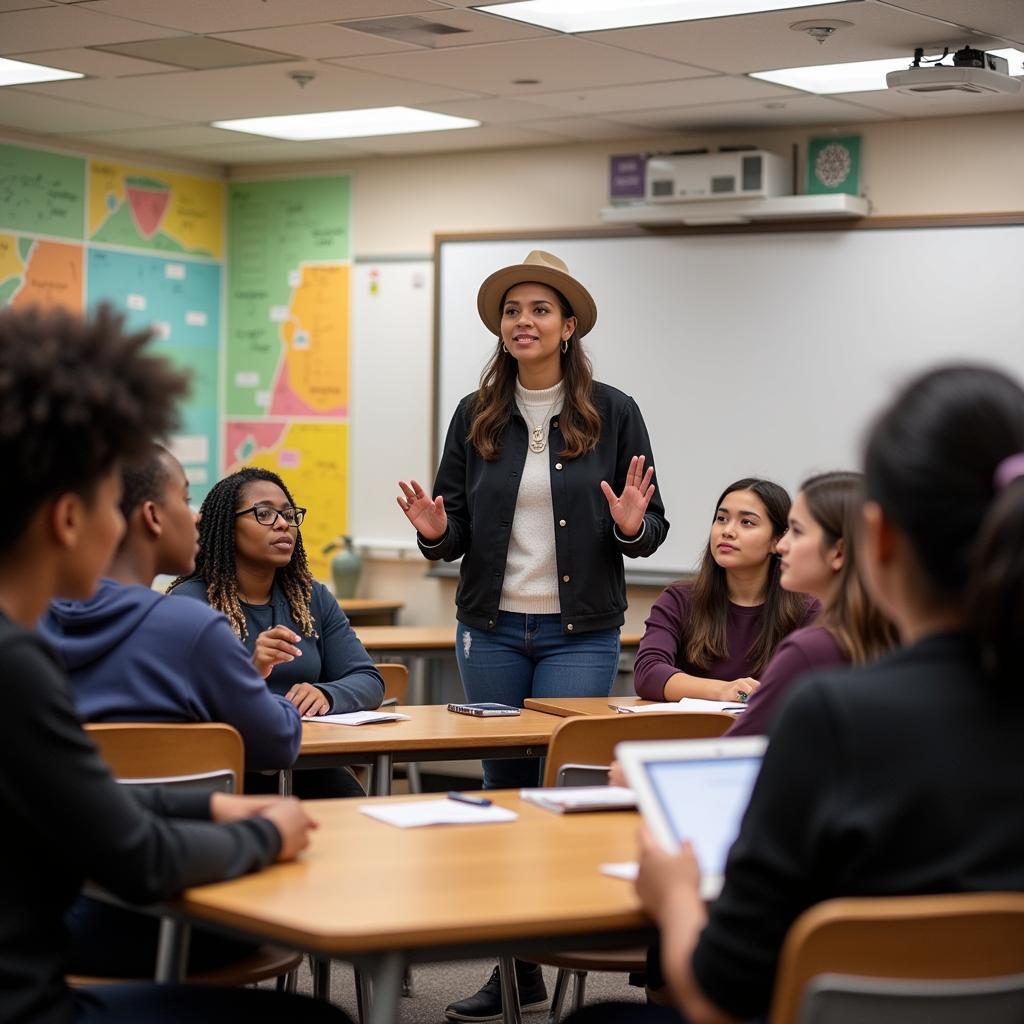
350, 258, 433, 548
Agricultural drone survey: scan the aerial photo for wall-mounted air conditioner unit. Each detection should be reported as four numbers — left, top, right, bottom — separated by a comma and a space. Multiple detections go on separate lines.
645, 149, 789, 204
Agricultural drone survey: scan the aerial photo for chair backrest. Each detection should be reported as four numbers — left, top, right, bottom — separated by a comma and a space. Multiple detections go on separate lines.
85, 722, 245, 795
541, 711, 734, 787
771, 893, 1024, 1024
378, 662, 409, 704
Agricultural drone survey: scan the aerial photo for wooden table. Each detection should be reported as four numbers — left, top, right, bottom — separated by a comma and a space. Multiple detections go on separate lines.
296, 705, 560, 795
168, 792, 652, 1024
338, 598, 404, 626
524, 696, 655, 717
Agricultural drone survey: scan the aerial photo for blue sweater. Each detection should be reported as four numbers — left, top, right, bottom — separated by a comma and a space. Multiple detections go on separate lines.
169, 577, 384, 715
39, 579, 301, 771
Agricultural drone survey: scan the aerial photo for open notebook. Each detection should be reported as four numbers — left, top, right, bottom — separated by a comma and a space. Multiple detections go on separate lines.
617, 736, 766, 900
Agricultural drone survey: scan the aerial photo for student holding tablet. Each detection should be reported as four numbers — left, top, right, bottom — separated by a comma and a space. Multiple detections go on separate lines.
727, 471, 895, 736
634, 478, 816, 704
397, 250, 668, 1020
0, 304, 346, 1024
595, 365, 1024, 1024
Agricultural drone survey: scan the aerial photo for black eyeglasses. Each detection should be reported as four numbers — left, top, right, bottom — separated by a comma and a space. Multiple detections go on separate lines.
234, 505, 306, 527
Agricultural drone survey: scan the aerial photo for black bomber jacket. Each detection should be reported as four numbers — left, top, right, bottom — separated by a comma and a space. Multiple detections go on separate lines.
418, 381, 669, 634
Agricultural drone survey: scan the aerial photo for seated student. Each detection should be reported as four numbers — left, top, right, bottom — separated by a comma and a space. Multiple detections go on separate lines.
585, 364, 1024, 1024
727, 471, 896, 736
634, 478, 817, 704
168, 467, 384, 798
39, 443, 305, 979
0, 303, 348, 1024
40, 444, 301, 771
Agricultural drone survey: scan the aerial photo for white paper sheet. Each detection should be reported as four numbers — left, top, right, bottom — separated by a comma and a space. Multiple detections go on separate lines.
600, 861, 639, 881
359, 799, 518, 828
302, 710, 410, 726
615, 698, 744, 714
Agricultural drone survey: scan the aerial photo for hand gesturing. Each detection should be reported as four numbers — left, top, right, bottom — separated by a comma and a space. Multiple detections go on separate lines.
397, 479, 447, 541
600, 455, 656, 539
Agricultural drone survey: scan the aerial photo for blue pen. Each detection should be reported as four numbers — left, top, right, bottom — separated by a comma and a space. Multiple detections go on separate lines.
448, 791, 492, 807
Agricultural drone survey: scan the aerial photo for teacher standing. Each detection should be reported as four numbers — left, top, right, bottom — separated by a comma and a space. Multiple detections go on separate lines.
398, 250, 669, 792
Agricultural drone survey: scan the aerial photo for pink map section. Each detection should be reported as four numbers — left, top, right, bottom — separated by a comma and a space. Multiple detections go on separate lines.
269, 359, 346, 417
226, 422, 287, 467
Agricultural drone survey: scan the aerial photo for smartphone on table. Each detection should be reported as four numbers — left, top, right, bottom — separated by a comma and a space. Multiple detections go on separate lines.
447, 702, 521, 717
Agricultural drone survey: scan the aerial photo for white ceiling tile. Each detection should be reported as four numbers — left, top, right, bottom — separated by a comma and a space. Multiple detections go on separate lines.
341, 7, 554, 47
0, 5, 184, 52
80, 0, 443, 33
827, 85, 1024, 117
877, 0, 1024, 45
211, 24, 422, 61
10, 46, 180, 76
612, 93, 895, 131
0, 87, 176, 132
152, 137, 378, 163
0, 0, 54, 11
355, 121, 571, 153
423, 95, 570, 122
25, 61, 483, 120
528, 115, 649, 141
581, 1, 983, 76
72, 124, 243, 147
524, 75, 795, 115
334, 36, 709, 94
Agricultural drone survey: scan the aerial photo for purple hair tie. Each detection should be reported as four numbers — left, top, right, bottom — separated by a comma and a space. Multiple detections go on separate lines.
993, 453, 1024, 492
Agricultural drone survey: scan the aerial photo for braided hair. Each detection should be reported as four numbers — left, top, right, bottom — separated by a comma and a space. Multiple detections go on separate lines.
168, 467, 316, 641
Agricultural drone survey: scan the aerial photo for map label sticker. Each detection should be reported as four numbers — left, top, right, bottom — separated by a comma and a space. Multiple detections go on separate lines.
165, 263, 186, 280
185, 310, 208, 327
170, 434, 209, 464
234, 370, 260, 388
152, 321, 172, 341
269, 305, 289, 322
126, 293, 146, 310
293, 329, 310, 350
288, 269, 302, 287
278, 449, 301, 469
255, 390, 271, 408
184, 466, 209, 485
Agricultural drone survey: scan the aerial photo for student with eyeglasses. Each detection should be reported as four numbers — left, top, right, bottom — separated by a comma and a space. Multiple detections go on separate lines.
169, 467, 383, 798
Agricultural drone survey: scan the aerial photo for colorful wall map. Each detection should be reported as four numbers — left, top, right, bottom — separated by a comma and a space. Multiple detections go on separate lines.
225, 422, 348, 578
89, 160, 224, 259
0, 141, 224, 504
87, 248, 221, 495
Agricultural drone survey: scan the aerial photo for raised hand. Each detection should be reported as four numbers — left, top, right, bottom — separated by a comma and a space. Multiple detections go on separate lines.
600, 455, 656, 539
397, 479, 447, 541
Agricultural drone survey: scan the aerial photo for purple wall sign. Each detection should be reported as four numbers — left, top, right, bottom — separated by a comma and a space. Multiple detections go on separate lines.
609, 153, 647, 200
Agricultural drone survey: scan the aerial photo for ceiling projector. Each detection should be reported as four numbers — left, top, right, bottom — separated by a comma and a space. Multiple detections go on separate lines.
886, 46, 1022, 95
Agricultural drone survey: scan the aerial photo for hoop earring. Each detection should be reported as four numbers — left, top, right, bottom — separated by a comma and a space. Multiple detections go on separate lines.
560, 339, 569, 354
502, 343, 509, 354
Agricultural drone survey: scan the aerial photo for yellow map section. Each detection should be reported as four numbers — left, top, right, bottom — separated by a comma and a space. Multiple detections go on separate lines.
227, 421, 347, 579
274, 263, 349, 415
0, 234, 22, 283
88, 161, 224, 259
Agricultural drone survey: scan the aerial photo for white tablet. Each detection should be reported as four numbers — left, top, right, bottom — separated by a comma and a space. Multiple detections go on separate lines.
617, 736, 767, 900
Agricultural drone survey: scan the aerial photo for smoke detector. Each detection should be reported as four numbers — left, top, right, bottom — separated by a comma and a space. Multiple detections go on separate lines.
789, 19, 852, 44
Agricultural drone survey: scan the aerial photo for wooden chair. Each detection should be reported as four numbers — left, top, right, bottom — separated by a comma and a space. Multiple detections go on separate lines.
771, 893, 1024, 1024
378, 662, 409, 705
530, 712, 734, 1022
73, 722, 302, 989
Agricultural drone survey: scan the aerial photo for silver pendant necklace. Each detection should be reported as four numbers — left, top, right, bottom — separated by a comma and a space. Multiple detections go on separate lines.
520, 399, 560, 454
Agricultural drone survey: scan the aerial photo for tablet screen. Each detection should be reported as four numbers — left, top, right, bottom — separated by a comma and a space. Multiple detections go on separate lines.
646, 756, 762, 875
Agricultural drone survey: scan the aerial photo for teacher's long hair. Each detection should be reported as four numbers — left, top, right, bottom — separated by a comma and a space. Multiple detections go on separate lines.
468, 286, 601, 460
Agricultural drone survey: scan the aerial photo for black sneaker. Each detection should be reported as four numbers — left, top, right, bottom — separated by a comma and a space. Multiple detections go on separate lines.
444, 962, 548, 1021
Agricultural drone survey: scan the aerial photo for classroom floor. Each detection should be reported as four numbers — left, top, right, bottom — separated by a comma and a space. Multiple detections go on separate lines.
276, 956, 646, 1022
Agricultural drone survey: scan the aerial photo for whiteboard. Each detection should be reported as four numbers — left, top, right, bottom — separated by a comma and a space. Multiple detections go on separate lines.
351, 258, 433, 549
437, 227, 1024, 576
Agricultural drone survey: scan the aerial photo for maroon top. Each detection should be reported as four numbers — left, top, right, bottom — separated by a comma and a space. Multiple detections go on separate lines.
633, 582, 818, 701
727, 625, 847, 737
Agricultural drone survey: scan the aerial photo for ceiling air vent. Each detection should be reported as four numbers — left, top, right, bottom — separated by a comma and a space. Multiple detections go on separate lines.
342, 16, 471, 47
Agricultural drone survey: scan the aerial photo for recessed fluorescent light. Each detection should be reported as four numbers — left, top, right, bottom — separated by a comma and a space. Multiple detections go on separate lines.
212, 107, 480, 141
474, 0, 836, 34
751, 48, 1024, 94
0, 57, 83, 87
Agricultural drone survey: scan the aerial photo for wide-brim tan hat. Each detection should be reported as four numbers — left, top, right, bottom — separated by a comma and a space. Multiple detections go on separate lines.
476, 250, 597, 338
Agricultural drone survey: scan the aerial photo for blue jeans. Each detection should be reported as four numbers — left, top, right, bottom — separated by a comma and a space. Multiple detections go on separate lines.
455, 612, 621, 789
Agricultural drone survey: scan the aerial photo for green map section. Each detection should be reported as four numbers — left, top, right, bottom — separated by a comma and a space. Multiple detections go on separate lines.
0, 143, 84, 239
226, 176, 350, 416
90, 202, 192, 254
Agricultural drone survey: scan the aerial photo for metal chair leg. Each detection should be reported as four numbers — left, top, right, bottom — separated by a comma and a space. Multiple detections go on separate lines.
312, 956, 332, 1000
547, 968, 571, 1024
402, 965, 414, 996
498, 957, 523, 1024
354, 965, 372, 1022
571, 970, 587, 1013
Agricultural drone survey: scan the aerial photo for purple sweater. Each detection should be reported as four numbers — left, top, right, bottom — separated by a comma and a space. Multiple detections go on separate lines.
633, 582, 818, 700
727, 624, 847, 736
